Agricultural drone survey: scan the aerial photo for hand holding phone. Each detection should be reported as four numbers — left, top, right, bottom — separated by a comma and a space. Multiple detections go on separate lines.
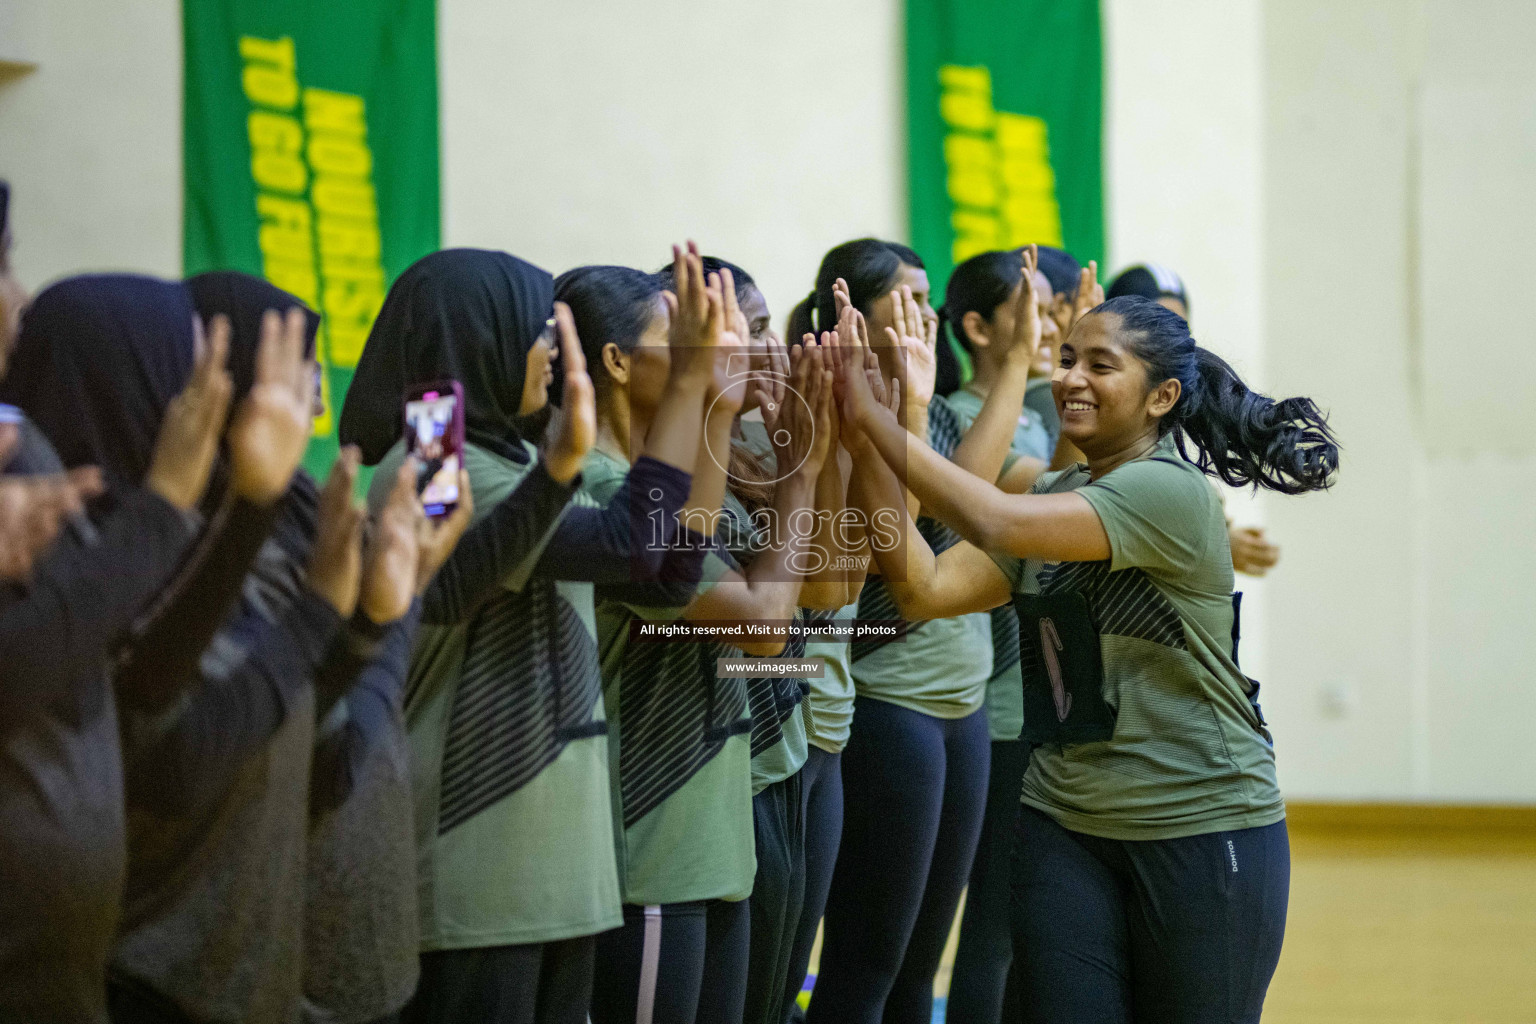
404, 380, 465, 518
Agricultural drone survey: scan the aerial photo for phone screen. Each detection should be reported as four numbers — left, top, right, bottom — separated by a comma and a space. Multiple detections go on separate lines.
405, 390, 461, 517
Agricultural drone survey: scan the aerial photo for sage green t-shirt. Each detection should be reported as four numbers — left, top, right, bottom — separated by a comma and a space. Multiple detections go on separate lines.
852, 395, 993, 719
378, 441, 622, 949
801, 602, 858, 753
583, 449, 756, 906
946, 387, 1053, 743
990, 437, 1286, 841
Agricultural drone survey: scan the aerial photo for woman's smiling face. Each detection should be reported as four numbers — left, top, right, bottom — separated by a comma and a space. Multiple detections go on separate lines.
1053, 310, 1178, 454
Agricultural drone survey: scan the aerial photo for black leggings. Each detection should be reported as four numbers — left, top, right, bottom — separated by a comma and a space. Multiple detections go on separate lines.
808, 698, 990, 1024
745, 769, 806, 1024
946, 738, 1028, 1024
1011, 806, 1290, 1024
781, 746, 843, 1021
402, 936, 596, 1024
591, 899, 750, 1024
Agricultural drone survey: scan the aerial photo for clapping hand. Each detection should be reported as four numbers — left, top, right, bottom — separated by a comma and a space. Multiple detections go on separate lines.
542, 301, 596, 484
1006, 244, 1043, 369
144, 314, 235, 511
307, 447, 366, 618
226, 307, 318, 505
1068, 259, 1104, 332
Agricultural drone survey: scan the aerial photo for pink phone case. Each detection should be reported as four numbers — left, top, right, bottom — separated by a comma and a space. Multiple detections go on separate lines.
404, 380, 466, 518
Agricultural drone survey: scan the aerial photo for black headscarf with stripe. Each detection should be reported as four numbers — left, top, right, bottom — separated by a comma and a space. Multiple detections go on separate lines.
340, 248, 554, 466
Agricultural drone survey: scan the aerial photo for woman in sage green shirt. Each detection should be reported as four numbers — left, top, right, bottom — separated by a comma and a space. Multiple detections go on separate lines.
555, 255, 831, 1024
340, 248, 716, 1024
842, 295, 1338, 1024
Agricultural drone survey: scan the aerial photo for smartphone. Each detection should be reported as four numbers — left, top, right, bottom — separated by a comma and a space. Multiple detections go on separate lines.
404, 380, 465, 518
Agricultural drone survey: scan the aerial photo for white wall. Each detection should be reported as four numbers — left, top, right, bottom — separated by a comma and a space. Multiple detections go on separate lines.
3, 0, 1532, 803
1262, 0, 1536, 802
0, 1, 182, 287
439, 0, 904, 327
1102, 0, 1271, 688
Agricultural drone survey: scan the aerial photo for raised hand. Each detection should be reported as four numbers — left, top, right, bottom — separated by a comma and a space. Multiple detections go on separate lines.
414, 467, 474, 595
885, 284, 936, 412
708, 267, 750, 417
358, 457, 422, 625
307, 446, 365, 618
662, 241, 723, 384
755, 333, 790, 437
1007, 245, 1043, 368
1069, 259, 1104, 331
144, 313, 235, 511
227, 307, 317, 505
775, 338, 833, 480
542, 301, 596, 484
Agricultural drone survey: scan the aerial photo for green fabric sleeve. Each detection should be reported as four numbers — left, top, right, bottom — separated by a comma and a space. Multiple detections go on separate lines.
1075, 457, 1216, 578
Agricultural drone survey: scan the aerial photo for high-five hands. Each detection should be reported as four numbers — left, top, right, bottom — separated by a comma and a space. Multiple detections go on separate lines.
824, 288, 899, 457
882, 284, 936, 413
776, 337, 835, 481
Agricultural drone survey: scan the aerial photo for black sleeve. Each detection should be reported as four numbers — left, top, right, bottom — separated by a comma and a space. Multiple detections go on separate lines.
309, 601, 421, 815
124, 586, 341, 818
594, 527, 715, 608
421, 460, 578, 626
113, 496, 282, 713
529, 456, 693, 585
0, 485, 192, 719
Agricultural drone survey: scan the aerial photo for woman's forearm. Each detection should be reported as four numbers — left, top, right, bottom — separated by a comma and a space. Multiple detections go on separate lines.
950, 362, 1032, 485
640, 370, 711, 473
861, 403, 1012, 554
798, 447, 853, 610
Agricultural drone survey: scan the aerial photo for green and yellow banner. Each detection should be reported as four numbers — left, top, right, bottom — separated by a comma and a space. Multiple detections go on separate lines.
183, 0, 440, 476
907, 0, 1103, 294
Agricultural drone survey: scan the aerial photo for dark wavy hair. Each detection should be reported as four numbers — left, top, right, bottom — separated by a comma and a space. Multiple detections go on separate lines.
1097, 295, 1338, 493
786, 238, 923, 342
940, 248, 1025, 358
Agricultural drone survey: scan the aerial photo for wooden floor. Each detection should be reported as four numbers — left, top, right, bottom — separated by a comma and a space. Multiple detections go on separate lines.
809, 811, 1536, 1023
1261, 821, 1536, 1024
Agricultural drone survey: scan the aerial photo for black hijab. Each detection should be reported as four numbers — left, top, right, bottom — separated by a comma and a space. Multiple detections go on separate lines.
339, 248, 553, 465
0, 275, 195, 486
185, 271, 320, 400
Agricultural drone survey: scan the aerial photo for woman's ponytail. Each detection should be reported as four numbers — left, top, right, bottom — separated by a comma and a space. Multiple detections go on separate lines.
1101, 295, 1339, 494
786, 290, 819, 342
789, 238, 928, 344
1175, 347, 1338, 494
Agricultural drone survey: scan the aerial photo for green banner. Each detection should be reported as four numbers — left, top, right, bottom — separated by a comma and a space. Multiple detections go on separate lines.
907, 0, 1103, 300
183, 0, 440, 477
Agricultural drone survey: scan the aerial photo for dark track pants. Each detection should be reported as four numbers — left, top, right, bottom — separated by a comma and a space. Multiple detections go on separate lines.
807, 698, 990, 1024
1010, 806, 1290, 1024
781, 746, 843, 1021
946, 738, 1028, 1024
403, 936, 596, 1024
591, 899, 750, 1024
745, 769, 806, 1024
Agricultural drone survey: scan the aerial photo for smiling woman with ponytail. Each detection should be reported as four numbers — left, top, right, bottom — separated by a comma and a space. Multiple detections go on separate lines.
836, 293, 1336, 1024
